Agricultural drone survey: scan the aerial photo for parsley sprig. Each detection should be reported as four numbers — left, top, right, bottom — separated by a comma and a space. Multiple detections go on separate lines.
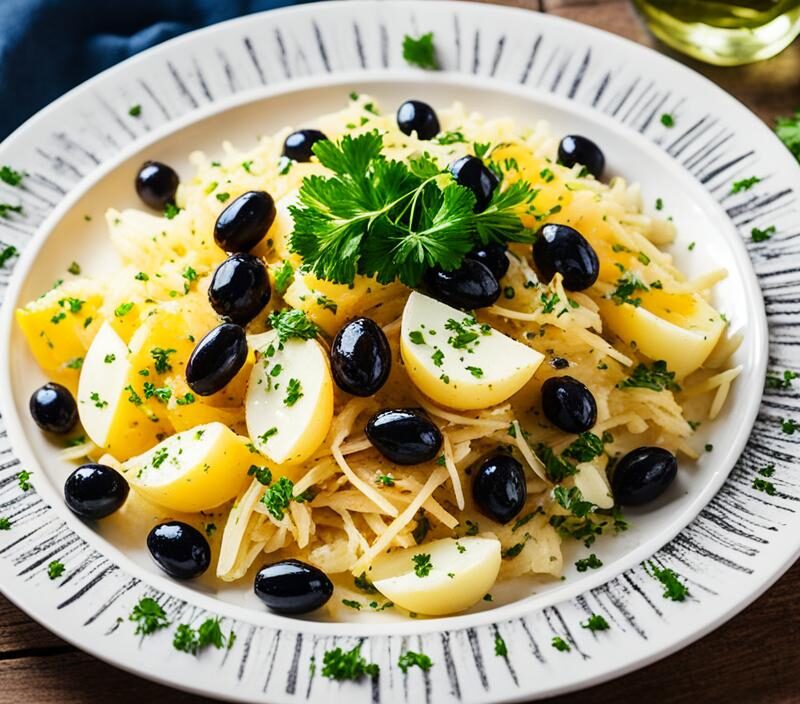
289, 131, 537, 287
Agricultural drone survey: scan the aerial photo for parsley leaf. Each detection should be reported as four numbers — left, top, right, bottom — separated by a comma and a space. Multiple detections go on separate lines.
268, 308, 319, 343
402, 32, 438, 70
618, 360, 680, 392
765, 370, 796, 390
129, 596, 170, 635
562, 432, 605, 463
47, 560, 65, 579
0, 245, 18, 267
581, 614, 610, 631
289, 131, 536, 287
610, 271, 648, 307
751, 225, 776, 242
775, 108, 800, 162
0, 166, 23, 186
647, 561, 689, 601
412, 553, 433, 577
321, 643, 379, 680
398, 650, 433, 673
273, 260, 295, 295
494, 634, 508, 657
575, 553, 603, 572
731, 176, 760, 193
260, 476, 296, 520
551, 636, 571, 652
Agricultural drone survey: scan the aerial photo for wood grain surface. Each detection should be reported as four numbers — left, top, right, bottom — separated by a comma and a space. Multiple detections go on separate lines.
1, 2, 798, 702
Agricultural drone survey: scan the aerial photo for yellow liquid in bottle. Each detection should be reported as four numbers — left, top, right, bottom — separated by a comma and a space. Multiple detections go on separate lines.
633, 0, 800, 65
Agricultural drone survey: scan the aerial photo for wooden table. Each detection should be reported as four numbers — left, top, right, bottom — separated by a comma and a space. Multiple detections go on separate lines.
2, 2, 798, 702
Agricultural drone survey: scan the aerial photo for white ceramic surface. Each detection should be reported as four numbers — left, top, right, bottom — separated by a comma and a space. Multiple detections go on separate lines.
0, 3, 796, 702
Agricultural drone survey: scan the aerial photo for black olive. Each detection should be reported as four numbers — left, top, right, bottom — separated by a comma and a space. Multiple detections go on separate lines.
365, 408, 442, 465
282, 129, 328, 162
214, 190, 276, 253
186, 323, 248, 396
330, 317, 391, 397
558, 135, 605, 179
424, 259, 500, 310
532, 223, 599, 291
147, 521, 211, 580
541, 375, 597, 433
612, 447, 678, 506
254, 559, 333, 614
29, 382, 78, 434
64, 464, 129, 520
465, 242, 509, 280
449, 155, 499, 212
135, 161, 179, 210
396, 100, 440, 141
472, 453, 527, 524
208, 253, 270, 326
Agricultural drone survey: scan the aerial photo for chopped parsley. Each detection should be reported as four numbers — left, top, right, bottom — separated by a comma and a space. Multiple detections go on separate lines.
283, 378, 303, 406
66, 357, 84, 369
397, 650, 432, 673
125, 385, 142, 406
0, 245, 18, 267
610, 271, 648, 307
551, 636, 571, 652
273, 260, 294, 295
435, 130, 466, 145
539, 167, 555, 182
751, 225, 776, 242
247, 464, 273, 485
182, 266, 198, 293
321, 643, 379, 680
173, 617, 234, 655
534, 443, 578, 482
150, 347, 176, 374
412, 553, 433, 577
0, 203, 23, 218
268, 308, 319, 343
781, 418, 798, 434
342, 599, 362, 610
753, 478, 776, 495
216, 192, 231, 203
260, 476, 295, 520
552, 486, 596, 518
660, 113, 674, 127
0, 165, 24, 186
258, 427, 278, 444
104, 353, 116, 364
581, 614, 610, 631
409, 330, 426, 344
540, 291, 560, 314
466, 365, 484, 378
376, 473, 395, 487
731, 176, 761, 193
151, 447, 169, 469
164, 202, 181, 219
0, 517, 11, 530
114, 301, 134, 317
464, 519, 480, 536
354, 572, 378, 594
175, 392, 195, 405
47, 560, 65, 579
128, 104, 142, 117
89, 391, 107, 408
575, 554, 603, 572
494, 633, 508, 657
562, 431, 605, 463
402, 32, 438, 70
765, 370, 796, 389
647, 561, 689, 601
618, 360, 680, 392
775, 108, 800, 162
67, 261, 81, 275
129, 596, 170, 635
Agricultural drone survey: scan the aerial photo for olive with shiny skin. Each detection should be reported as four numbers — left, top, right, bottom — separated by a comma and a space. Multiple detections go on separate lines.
214, 190, 276, 253
64, 464, 129, 520
29, 382, 78, 434
147, 521, 211, 580
396, 100, 440, 141
472, 453, 527, 524
424, 258, 500, 310
282, 129, 328, 162
135, 161, 179, 210
541, 375, 597, 433
558, 135, 605, 179
465, 242, 509, 280
208, 253, 270, 325
532, 223, 599, 291
365, 408, 442, 465
612, 447, 678, 506
450, 155, 499, 212
186, 323, 248, 396
254, 559, 333, 614
330, 317, 391, 397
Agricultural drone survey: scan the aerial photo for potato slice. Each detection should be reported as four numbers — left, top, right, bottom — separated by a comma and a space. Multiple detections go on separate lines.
597, 288, 725, 378
370, 536, 501, 616
400, 292, 544, 410
245, 331, 333, 465
121, 422, 252, 513
77, 322, 164, 459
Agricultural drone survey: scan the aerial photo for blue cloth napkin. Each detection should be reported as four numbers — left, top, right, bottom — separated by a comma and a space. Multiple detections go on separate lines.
0, 0, 306, 140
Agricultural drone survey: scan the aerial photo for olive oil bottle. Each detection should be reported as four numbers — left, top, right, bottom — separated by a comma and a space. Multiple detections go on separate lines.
633, 0, 800, 65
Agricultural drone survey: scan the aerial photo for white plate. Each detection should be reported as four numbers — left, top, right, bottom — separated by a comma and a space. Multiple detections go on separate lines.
0, 2, 795, 702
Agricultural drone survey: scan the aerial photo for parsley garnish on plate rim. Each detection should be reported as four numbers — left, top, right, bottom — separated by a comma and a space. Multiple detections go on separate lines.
402, 32, 438, 70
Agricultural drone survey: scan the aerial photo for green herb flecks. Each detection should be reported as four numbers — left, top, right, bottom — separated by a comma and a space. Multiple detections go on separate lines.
398, 650, 432, 673
618, 360, 680, 392
268, 308, 319, 343
321, 643, 379, 680
402, 32, 438, 70
129, 597, 170, 636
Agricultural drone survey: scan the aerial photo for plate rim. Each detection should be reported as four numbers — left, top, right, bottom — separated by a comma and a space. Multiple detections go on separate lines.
0, 2, 796, 701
